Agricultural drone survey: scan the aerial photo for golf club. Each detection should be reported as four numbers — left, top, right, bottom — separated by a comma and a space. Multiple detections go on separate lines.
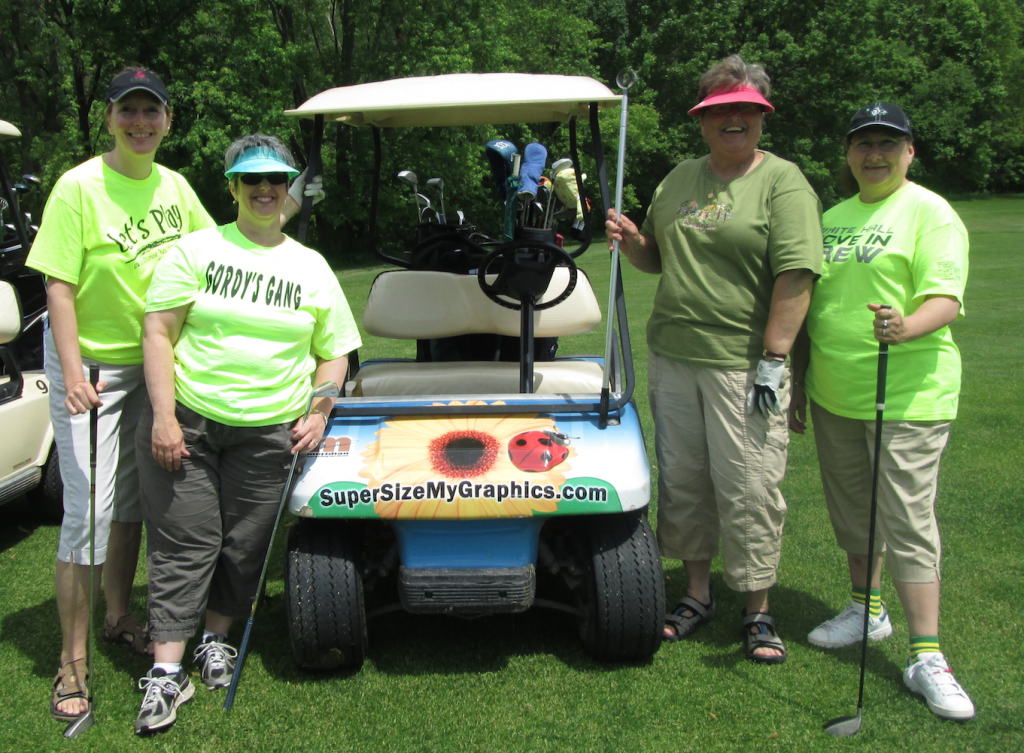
397, 171, 423, 218
602, 69, 638, 400
64, 366, 100, 738
223, 380, 341, 711
823, 304, 891, 738
416, 194, 433, 223
426, 177, 446, 224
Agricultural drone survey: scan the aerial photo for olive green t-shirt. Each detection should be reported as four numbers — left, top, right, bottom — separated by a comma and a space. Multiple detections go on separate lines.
26, 157, 215, 364
641, 152, 822, 369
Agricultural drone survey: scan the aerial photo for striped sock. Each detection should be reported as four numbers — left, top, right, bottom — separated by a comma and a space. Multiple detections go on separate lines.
852, 586, 882, 618
909, 636, 941, 660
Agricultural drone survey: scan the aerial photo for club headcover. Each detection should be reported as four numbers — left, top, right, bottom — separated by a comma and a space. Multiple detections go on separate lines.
518, 142, 548, 199
485, 140, 518, 201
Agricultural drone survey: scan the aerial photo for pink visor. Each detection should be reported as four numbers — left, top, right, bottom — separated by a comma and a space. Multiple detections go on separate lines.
688, 84, 775, 116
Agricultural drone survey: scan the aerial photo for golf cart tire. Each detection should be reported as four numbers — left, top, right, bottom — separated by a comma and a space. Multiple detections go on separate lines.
286, 520, 367, 671
578, 510, 665, 662
32, 445, 64, 523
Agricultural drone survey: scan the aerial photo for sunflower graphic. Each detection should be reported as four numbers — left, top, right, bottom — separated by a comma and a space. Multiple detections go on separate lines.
359, 401, 574, 519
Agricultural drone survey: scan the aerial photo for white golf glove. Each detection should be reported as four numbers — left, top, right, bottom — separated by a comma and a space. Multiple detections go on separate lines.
746, 359, 785, 417
288, 168, 326, 208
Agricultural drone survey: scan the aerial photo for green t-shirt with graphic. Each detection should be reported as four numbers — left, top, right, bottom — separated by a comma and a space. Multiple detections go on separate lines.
805, 183, 968, 421
641, 152, 822, 369
27, 156, 215, 364
145, 224, 362, 427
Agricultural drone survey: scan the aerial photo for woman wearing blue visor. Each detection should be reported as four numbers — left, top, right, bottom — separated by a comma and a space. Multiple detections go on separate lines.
131, 134, 361, 735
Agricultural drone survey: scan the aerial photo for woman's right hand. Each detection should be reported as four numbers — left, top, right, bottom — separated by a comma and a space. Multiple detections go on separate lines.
151, 415, 190, 471
64, 379, 107, 415
788, 383, 808, 434
605, 208, 640, 254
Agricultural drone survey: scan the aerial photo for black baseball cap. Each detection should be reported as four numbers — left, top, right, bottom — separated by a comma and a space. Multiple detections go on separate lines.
105, 68, 170, 105
847, 102, 912, 139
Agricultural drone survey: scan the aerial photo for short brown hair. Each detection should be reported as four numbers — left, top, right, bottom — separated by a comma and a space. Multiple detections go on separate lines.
697, 55, 771, 103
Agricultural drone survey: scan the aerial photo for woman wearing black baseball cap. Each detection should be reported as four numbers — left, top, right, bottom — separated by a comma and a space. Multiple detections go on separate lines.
791, 102, 974, 720
28, 66, 217, 725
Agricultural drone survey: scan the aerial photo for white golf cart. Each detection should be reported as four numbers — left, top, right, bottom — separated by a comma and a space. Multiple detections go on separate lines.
0, 119, 61, 521
281, 74, 663, 669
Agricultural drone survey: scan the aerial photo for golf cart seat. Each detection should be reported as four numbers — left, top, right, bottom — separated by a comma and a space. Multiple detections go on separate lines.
346, 268, 604, 396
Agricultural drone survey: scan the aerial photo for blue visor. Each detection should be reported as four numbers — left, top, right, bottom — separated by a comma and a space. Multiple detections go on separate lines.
225, 146, 300, 178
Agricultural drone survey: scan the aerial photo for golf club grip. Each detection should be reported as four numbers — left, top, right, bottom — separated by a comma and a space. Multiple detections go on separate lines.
223, 618, 253, 711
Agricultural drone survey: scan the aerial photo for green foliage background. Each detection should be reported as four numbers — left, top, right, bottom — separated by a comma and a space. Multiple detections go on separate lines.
2, 0, 1022, 262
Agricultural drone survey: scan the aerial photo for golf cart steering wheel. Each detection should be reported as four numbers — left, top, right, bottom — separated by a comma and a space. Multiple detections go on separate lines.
477, 239, 577, 311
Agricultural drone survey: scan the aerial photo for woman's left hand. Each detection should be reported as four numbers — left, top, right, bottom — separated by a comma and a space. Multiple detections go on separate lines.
869, 303, 906, 345
290, 410, 328, 455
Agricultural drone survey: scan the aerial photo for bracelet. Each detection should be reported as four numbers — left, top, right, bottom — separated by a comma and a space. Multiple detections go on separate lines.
763, 350, 788, 361
309, 408, 330, 426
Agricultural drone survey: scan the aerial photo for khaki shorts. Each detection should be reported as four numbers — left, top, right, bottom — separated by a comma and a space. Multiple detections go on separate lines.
46, 328, 147, 565
648, 352, 790, 592
810, 401, 948, 583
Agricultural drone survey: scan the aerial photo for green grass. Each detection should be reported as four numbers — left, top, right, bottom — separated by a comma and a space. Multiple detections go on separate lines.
1, 198, 1021, 752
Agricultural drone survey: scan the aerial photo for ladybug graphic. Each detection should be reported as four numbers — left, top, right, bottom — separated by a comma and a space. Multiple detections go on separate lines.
507, 429, 571, 472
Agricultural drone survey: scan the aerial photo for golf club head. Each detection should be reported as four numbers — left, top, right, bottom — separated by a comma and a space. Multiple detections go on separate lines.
64, 708, 95, 738
426, 177, 443, 190
397, 170, 417, 187
311, 381, 341, 400
823, 711, 862, 737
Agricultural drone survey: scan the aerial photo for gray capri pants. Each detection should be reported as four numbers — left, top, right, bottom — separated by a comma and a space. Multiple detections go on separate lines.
137, 402, 293, 643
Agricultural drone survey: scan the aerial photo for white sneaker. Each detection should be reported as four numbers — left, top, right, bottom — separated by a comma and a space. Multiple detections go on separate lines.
903, 653, 975, 720
808, 600, 893, 648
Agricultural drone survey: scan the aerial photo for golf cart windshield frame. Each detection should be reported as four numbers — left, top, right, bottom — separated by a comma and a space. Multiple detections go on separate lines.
285, 74, 636, 423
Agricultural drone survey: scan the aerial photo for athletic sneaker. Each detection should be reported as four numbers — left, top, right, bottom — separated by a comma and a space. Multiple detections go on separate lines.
903, 653, 976, 720
134, 668, 194, 735
808, 600, 893, 648
193, 639, 237, 690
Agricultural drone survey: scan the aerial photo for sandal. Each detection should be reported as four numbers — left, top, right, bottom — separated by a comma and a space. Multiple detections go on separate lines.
663, 590, 716, 643
103, 613, 151, 657
742, 610, 787, 665
51, 657, 89, 722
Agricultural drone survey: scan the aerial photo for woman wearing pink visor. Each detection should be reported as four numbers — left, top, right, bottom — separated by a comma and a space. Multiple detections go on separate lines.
606, 55, 821, 662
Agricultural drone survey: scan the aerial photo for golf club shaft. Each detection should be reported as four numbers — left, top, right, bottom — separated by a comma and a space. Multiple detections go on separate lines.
602, 70, 636, 393
856, 311, 890, 711
223, 395, 319, 711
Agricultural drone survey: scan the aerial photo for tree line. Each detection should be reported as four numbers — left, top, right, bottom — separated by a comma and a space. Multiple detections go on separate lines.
2, 0, 1022, 262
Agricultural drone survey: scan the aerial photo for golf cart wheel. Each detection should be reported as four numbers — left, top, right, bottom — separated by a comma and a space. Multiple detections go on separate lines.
32, 445, 64, 524
578, 510, 665, 662
286, 520, 367, 671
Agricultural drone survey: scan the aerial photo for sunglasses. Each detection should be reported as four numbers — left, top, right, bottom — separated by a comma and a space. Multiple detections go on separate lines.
238, 172, 289, 186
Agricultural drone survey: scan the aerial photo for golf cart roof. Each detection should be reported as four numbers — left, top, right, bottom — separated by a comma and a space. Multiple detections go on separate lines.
285, 73, 621, 128
0, 120, 22, 141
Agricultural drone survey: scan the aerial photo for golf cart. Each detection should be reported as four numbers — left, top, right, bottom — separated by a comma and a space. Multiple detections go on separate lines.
282, 74, 663, 669
0, 119, 61, 520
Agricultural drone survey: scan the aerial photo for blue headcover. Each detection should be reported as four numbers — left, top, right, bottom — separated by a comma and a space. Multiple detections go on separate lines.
518, 142, 548, 199
485, 140, 518, 201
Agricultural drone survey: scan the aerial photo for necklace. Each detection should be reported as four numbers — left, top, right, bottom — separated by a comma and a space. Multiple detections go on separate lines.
705, 153, 757, 201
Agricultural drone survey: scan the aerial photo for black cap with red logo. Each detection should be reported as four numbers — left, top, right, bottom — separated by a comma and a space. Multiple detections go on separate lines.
105, 68, 170, 105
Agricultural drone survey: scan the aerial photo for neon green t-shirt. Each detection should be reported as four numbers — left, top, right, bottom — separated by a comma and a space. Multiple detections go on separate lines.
805, 183, 968, 421
641, 152, 822, 369
145, 224, 362, 427
26, 156, 215, 364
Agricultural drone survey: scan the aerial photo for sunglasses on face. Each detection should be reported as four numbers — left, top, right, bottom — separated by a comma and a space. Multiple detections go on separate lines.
238, 172, 289, 186
706, 103, 763, 117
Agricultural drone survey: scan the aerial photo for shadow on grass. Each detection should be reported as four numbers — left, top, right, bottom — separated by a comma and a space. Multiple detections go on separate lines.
0, 493, 57, 554
1, 585, 153, 683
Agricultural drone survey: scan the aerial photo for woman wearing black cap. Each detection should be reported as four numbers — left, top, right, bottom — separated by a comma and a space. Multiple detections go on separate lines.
790, 102, 974, 720
27, 66, 216, 724
605, 55, 822, 663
